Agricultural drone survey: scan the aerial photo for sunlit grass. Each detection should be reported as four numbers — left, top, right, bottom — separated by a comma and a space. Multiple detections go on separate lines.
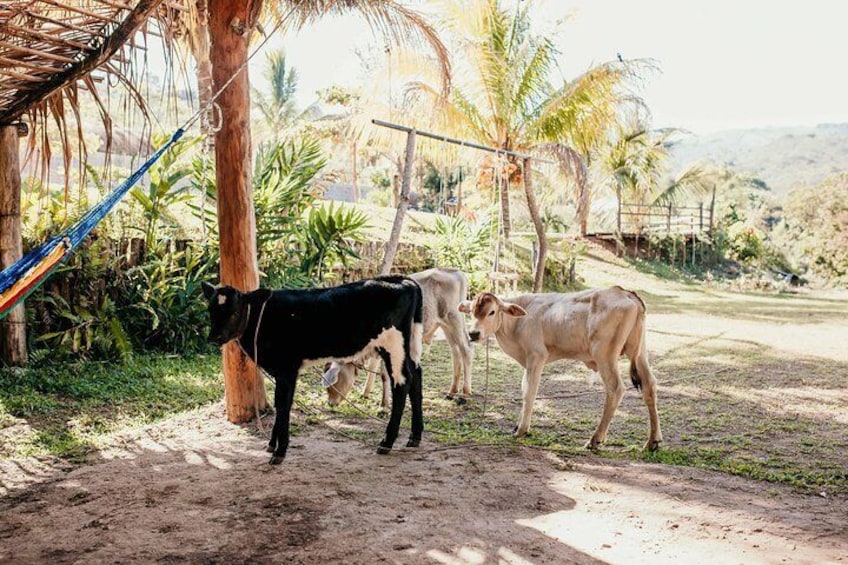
0, 354, 223, 462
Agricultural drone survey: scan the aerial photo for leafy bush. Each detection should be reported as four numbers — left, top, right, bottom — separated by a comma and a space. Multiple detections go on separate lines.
726, 223, 765, 263
27, 236, 132, 362
123, 243, 217, 353
426, 214, 494, 293
300, 203, 369, 284
781, 174, 848, 282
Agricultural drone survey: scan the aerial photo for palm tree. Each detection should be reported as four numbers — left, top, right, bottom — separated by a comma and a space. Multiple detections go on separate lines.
599, 118, 676, 232
396, 0, 652, 288
251, 49, 321, 138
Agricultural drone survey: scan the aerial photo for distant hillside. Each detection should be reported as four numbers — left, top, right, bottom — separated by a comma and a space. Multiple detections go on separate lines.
665, 123, 848, 198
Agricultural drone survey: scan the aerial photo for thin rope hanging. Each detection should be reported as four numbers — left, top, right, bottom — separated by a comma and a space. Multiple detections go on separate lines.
0, 127, 184, 319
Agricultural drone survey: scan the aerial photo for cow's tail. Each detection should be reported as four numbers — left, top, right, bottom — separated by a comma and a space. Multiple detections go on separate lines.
626, 290, 648, 391
410, 281, 424, 365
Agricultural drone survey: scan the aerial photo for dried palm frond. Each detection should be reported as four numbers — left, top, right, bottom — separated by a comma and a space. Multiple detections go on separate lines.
0, 0, 193, 197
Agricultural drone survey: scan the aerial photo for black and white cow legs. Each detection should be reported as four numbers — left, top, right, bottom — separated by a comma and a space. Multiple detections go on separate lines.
406, 360, 423, 447
377, 380, 409, 454
269, 374, 297, 465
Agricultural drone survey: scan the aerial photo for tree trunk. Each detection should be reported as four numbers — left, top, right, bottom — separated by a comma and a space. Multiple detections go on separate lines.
380, 130, 416, 275
0, 125, 27, 365
192, 0, 214, 137
577, 183, 590, 237
209, 0, 266, 423
523, 158, 546, 292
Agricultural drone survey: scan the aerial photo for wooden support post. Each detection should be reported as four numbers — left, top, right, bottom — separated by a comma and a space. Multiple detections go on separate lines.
352, 140, 359, 203
667, 202, 672, 233
380, 129, 416, 275
0, 124, 27, 365
210, 0, 266, 423
616, 188, 622, 234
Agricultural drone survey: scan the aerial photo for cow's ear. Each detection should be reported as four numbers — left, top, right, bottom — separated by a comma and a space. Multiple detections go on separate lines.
502, 303, 527, 317
252, 288, 273, 303
201, 281, 217, 300
457, 300, 472, 314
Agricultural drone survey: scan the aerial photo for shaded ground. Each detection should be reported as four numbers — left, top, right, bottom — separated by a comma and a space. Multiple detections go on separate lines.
1, 400, 846, 564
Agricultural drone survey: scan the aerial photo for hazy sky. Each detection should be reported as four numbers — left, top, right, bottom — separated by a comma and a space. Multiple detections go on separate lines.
268, 0, 848, 135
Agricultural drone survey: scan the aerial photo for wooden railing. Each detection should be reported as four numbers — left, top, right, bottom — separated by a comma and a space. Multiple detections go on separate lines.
617, 200, 714, 236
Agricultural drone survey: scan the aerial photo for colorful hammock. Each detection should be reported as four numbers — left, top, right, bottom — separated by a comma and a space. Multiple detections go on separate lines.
0, 127, 185, 320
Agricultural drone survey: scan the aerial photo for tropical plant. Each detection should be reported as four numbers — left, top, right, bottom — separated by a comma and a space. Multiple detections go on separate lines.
251, 49, 322, 140
251, 137, 327, 285
128, 134, 200, 254
427, 214, 494, 284
299, 203, 370, 283
123, 242, 218, 353
28, 234, 132, 362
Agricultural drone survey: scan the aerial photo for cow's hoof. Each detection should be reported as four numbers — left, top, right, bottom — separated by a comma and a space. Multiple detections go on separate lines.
406, 438, 421, 448
512, 426, 528, 438
376, 445, 392, 455
585, 439, 602, 451
444, 393, 455, 401
644, 439, 662, 451
268, 455, 285, 465
266, 444, 275, 453
455, 396, 467, 406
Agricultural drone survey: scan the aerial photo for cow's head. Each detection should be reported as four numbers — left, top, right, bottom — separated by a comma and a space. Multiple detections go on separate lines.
201, 282, 250, 346
458, 291, 526, 342
324, 362, 358, 406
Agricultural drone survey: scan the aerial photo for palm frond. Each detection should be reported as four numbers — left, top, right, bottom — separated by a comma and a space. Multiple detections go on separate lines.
271, 0, 451, 98
652, 164, 716, 206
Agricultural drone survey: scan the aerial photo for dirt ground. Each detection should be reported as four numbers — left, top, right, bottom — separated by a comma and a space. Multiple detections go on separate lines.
1, 398, 846, 565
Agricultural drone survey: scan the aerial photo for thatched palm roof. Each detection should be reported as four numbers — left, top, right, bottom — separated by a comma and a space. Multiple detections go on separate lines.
0, 0, 194, 180
0, 0, 193, 122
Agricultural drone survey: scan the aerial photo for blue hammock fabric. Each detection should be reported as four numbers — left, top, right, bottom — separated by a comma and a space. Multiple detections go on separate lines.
0, 127, 185, 318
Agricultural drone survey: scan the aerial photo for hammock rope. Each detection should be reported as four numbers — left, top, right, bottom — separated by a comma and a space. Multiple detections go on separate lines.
0, 127, 184, 320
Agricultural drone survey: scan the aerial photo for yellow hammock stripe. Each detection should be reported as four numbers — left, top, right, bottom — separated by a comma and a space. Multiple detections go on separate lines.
0, 241, 69, 312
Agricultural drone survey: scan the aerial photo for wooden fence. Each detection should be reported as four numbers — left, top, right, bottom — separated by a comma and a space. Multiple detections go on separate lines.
616, 201, 714, 236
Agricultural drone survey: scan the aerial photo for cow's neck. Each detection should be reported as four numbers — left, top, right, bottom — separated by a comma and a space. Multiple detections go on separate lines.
236, 295, 271, 362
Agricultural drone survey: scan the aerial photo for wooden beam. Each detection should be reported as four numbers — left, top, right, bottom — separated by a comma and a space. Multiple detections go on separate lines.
0, 0, 166, 124
0, 125, 27, 365
372, 118, 534, 160
209, 0, 266, 423
380, 129, 416, 275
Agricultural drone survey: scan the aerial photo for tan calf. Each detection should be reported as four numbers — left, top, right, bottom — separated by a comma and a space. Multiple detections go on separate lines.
459, 286, 662, 450
326, 268, 473, 407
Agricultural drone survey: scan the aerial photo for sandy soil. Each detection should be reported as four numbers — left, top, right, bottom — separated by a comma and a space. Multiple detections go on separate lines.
1, 400, 845, 565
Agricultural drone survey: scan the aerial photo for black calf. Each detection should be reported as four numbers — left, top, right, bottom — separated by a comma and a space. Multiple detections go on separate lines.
202, 276, 424, 465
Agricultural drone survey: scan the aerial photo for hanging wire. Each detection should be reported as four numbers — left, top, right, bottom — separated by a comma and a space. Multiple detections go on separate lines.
492, 149, 503, 275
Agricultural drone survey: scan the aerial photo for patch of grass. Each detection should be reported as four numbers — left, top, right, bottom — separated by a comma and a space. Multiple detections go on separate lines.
292, 324, 848, 496
0, 354, 223, 461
